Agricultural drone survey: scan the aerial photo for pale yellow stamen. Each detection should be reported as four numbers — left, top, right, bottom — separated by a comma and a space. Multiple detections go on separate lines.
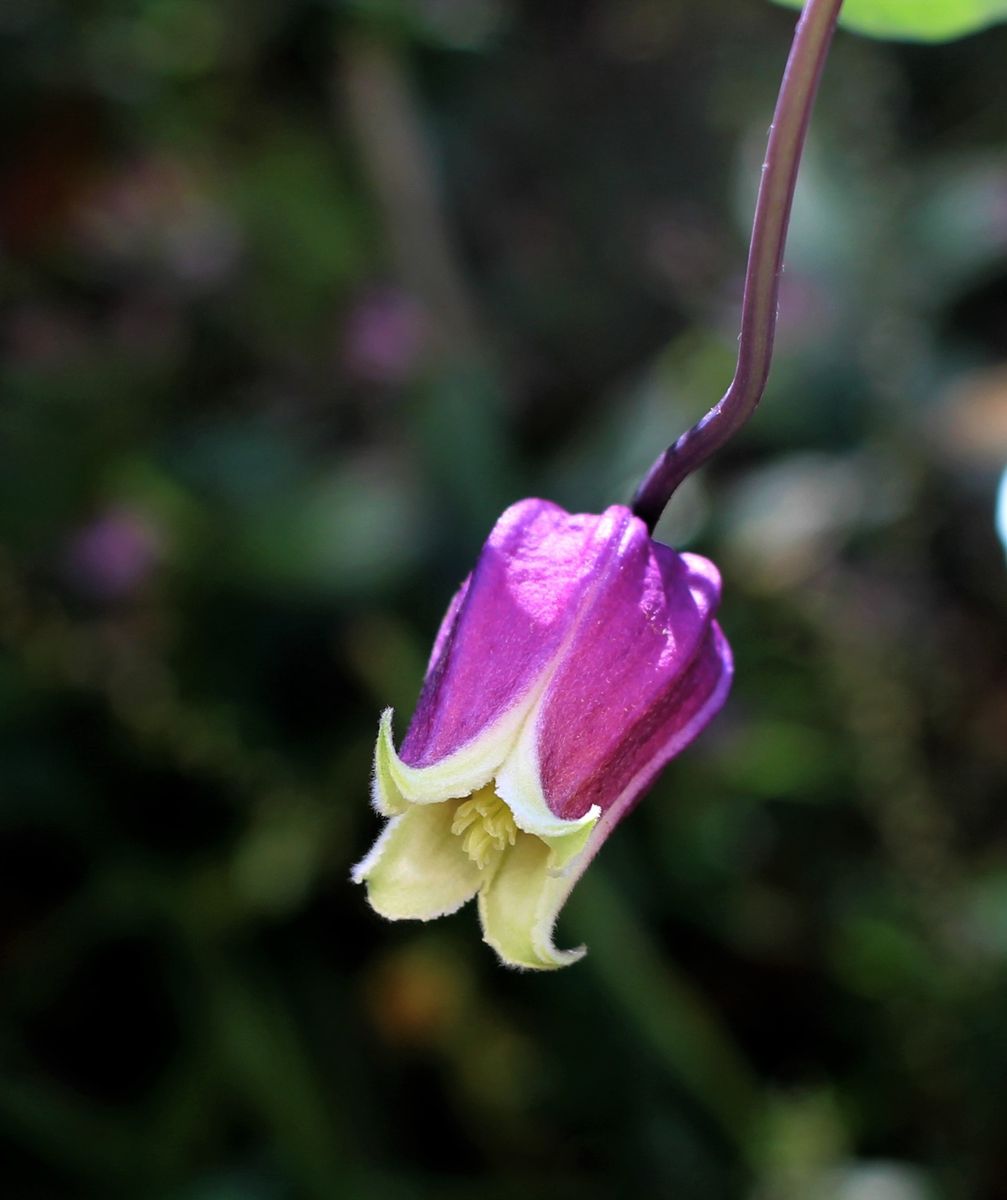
451, 785, 518, 870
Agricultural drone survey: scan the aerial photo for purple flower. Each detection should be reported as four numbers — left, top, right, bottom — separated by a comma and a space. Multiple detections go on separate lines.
64, 506, 163, 601
353, 499, 732, 969
342, 288, 427, 385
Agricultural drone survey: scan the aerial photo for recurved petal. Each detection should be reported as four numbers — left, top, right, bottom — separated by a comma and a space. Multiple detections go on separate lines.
398, 500, 635, 771
477, 833, 586, 970
373, 703, 520, 812
371, 709, 407, 815
511, 523, 732, 825
353, 801, 482, 921
492, 757, 599, 867
481, 623, 731, 969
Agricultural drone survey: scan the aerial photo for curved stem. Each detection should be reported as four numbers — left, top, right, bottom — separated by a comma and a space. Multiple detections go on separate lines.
632, 0, 843, 531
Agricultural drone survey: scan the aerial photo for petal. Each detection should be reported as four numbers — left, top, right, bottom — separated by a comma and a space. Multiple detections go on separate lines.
584, 622, 733, 840
398, 500, 633, 771
425, 573, 470, 674
353, 801, 482, 921
371, 708, 407, 815
477, 834, 585, 970
493, 753, 599, 868
374, 703, 533, 810
526, 524, 732, 823
487, 625, 732, 967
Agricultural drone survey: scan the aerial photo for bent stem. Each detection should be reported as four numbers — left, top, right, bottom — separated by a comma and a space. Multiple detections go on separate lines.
632, 0, 844, 531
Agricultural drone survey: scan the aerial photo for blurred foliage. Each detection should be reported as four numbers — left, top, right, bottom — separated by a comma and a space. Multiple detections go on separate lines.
776, 0, 1007, 42
1, 1, 1007, 1198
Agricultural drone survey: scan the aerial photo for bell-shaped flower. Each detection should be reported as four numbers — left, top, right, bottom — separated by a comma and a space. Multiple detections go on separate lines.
352, 498, 732, 970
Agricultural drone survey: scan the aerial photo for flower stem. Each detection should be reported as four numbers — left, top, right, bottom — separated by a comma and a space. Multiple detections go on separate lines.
632, 0, 844, 532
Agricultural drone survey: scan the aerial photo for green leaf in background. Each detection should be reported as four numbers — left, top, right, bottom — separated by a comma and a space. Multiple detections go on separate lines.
773, 0, 1007, 41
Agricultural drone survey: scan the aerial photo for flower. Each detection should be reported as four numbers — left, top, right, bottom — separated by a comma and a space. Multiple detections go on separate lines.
352, 498, 732, 969
64, 505, 164, 601
341, 286, 427, 385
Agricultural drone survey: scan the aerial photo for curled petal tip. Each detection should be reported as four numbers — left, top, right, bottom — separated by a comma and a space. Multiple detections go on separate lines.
371, 709, 405, 816
478, 834, 587, 970
354, 803, 481, 921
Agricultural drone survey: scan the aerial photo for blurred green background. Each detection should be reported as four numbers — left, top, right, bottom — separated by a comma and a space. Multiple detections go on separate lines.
2, 1, 1007, 1197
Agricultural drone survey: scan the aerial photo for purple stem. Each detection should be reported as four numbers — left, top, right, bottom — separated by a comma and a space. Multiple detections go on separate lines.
632, 0, 844, 531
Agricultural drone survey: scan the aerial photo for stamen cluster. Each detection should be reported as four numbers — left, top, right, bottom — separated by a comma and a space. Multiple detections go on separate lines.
451, 786, 518, 869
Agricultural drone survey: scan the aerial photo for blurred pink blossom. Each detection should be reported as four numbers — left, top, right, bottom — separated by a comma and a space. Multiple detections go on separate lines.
64, 507, 164, 601
342, 288, 427, 385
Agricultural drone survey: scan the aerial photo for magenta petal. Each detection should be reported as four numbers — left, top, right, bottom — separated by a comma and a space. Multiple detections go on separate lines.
399, 499, 636, 768
532, 523, 733, 823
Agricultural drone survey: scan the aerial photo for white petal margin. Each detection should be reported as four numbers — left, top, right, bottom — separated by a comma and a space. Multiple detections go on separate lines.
352, 801, 481, 920
494, 721, 599, 870
372, 700, 542, 815
478, 834, 586, 970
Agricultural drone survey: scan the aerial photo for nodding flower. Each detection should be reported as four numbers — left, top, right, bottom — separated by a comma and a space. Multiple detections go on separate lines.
353, 499, 732, 970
